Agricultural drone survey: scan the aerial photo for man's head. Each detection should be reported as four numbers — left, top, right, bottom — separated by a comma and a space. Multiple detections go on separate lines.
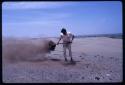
61, 28, 67, 35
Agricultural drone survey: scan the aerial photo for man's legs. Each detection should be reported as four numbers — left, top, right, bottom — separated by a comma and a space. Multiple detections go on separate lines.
68, 44, 73, 62
63, 45, 67, 61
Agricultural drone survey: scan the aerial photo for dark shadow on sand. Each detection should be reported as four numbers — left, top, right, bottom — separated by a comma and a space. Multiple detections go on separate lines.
61, 61, 77, 66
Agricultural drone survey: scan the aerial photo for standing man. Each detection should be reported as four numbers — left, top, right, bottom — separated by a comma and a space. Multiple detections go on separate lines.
57, 28, 75, 62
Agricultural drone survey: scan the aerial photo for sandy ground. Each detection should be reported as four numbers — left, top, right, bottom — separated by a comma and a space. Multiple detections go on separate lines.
2, 37, 123, 83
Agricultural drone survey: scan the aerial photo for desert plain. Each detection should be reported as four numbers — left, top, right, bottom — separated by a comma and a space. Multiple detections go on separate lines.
2, 37, 123, 83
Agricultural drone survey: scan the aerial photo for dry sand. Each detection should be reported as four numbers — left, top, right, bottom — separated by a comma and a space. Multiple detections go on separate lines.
2, 37, 123, 83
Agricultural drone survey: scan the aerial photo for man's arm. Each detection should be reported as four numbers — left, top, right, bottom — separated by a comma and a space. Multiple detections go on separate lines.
57, 36, 62, 45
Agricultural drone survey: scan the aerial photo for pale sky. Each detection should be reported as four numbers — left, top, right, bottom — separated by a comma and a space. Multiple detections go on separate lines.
2, 1, 122, 38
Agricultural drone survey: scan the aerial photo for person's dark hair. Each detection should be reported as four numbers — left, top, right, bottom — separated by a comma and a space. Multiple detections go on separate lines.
61, 28, 67, 35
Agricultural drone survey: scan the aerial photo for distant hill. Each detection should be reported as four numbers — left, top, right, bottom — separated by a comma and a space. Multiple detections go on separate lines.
75, 33, 122, 39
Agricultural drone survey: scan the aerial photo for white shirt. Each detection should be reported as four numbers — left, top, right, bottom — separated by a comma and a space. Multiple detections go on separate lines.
60, 32, 73, 43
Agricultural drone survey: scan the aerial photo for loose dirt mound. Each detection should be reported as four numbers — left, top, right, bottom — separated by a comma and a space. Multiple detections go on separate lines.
2, 38, 52, 63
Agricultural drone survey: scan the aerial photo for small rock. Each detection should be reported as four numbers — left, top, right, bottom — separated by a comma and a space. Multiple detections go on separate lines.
79, 56, 82, 57
110, 71, 112, 72
95, 77, 100, 80
109, 78, 112, 80
82, 76, 84, 79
